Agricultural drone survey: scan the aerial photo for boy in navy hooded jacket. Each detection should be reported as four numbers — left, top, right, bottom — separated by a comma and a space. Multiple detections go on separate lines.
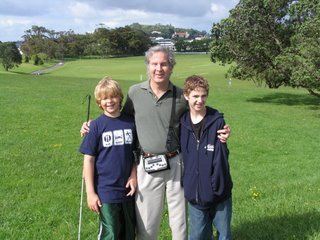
180, 75, 233, 240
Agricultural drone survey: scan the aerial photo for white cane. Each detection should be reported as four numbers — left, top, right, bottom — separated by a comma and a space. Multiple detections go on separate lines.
78, 95, 91, 240
78, 173, 85, 240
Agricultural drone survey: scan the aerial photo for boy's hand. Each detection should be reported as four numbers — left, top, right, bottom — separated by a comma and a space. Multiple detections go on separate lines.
87, 192, 102, 214
217, 124, 231, 143
126, 177, 137, 196
80, 120, 92, 137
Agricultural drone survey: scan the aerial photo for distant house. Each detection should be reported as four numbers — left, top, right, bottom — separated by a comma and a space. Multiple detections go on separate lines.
172, 31, 189, 38
15, 41, 23, 55
152, 37, 175, 51
151, 31, 162, 35
194, 35, 206, 41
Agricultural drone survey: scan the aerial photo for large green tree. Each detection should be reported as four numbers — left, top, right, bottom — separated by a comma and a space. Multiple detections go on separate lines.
210, 0, 320, 96
21, 26, 57, 58
0, 42, 22, 71
278, 0, 320, 96
107, 26, 152, 56
21, 26, 86, 59
92, 26, 111, 57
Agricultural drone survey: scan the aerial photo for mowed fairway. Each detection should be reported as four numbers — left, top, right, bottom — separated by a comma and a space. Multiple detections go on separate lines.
0, 54, 319, 239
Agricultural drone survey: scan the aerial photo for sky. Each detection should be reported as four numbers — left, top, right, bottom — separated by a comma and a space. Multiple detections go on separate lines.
0, 0, 239, 42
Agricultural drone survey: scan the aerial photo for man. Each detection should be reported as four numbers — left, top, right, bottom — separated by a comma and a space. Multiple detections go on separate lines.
81, 45, 231, 239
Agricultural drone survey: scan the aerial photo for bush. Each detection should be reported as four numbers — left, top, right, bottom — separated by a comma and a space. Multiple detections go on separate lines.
24, 55, 29, 63
32, 54, 44, 65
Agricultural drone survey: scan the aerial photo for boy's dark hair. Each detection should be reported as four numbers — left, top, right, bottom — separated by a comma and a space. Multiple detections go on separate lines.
183, 75, 209, 96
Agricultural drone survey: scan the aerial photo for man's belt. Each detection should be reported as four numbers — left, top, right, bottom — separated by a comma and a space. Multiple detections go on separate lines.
142, 150, 180, 159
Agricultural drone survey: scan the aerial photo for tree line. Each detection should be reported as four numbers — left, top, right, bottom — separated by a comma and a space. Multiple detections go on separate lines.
0, 25, 154, 71
1, 0, 319, 96
0, 23, 208, 70
20, 25, 152, 59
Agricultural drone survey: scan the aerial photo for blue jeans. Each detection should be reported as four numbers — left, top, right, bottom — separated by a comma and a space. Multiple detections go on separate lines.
188, 197, 232, 240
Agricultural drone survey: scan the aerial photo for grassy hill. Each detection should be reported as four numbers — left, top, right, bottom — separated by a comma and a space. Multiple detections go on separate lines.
0, 55, 319, 239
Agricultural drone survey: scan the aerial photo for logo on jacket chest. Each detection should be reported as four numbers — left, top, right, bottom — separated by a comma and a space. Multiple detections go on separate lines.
205, 144, 215, 152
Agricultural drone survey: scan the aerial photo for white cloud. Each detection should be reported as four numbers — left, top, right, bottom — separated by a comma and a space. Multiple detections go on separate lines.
0, 18, 31, 27
211, 3, 226, 13
68, 2, 96, 17
0, 0, 239, 41
98, 8, 167, 28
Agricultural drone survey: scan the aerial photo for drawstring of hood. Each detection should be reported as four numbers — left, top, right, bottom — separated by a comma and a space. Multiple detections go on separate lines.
186, 129, 191, 153
205, 129, 209, 156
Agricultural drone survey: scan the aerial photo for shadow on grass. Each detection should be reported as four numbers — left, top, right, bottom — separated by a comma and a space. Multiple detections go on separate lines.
9, 70, 29, 75
233, 211, 320, 240
10, 71, 51, 76
247, 92, 320, 107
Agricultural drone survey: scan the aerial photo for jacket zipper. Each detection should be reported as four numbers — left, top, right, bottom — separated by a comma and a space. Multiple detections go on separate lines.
192, 131, 200, 204
193, 126, 206, 205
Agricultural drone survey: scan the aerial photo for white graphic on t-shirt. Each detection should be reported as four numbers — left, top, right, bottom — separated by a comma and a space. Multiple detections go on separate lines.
102, 132, 113, 147
124, 129, 133, 144
113, 130, 124, 145
102, 129, 133, 147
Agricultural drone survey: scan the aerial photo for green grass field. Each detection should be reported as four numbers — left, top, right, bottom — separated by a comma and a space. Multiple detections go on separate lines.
1, 54, 319, 239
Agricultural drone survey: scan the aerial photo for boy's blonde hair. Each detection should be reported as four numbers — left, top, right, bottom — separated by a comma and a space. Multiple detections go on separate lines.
183, 75, 210, 96
94, 76, 124, 110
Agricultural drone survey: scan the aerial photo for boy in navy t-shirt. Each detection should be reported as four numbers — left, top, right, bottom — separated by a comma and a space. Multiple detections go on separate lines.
79, 76, 137, 240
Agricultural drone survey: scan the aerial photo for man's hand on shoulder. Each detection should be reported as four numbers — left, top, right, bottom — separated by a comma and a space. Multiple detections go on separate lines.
80, 120, 92, 137
217, 124, 231, 143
